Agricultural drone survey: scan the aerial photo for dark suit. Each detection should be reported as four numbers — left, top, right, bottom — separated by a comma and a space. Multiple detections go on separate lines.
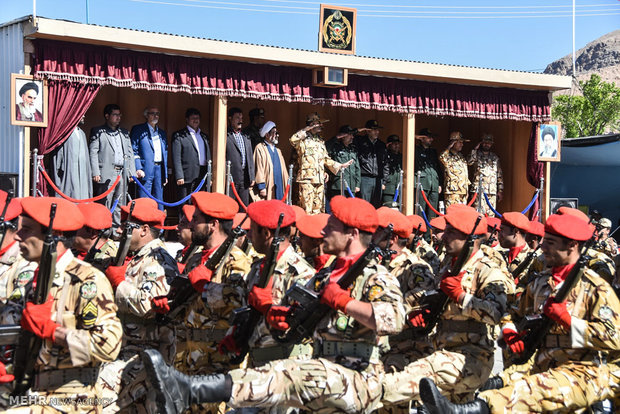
130, 122, 168, 210
226, 128, 255, 206
171, 127, 211, 200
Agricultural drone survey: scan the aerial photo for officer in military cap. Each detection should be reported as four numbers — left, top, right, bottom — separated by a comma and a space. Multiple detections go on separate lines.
355, 120, 387, 207
73, 202, 118, 271
244, 107, 266, 151
440, 131, 470, 207
382, 134, 403, 207
326, 125, 361, 201
414, 128, 443, 219
468, 133, 504, 216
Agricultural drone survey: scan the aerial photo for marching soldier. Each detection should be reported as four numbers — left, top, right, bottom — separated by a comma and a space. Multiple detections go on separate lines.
497, 212, 533, 296
175, 204, 202, 265
408, 214, 441, 276
526, 220, 545, 251
595, 217, 618, 260
421, 213, 620, 413
140, 196, 405, 414
440, 132, 470, 208
0, 191, 23, 277
295, 213, 333, 270
232, 212, 258, 261
290, 113, 353, 214
73, 202, 118, 271
468, 133, 504, 216
6, 197, 122, 413
429, 216, 446, 263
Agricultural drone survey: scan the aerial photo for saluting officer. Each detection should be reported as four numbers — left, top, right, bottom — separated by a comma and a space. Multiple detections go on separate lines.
439, 132, 470, 207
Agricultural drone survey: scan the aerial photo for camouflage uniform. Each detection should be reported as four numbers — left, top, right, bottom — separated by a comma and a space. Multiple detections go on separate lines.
0, 241, 21, 277
413, 238, 441, 276
97, 238, 178, 412
503, 244, 534, 299
226, 255, 405, 414
439, 150, 470, 207
86, 239, 118, 273
595, 237, 618, 261
467, 150, 503, 217
532, 247, 616, 286
480, 267, 620, 412
381, 248, 514, 405
290, 130, 342, 214
5, 250, 123, 414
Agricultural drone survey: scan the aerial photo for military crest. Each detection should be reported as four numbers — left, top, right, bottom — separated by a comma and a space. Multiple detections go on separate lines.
80, 281, 97, 300
319, 5, 356, 54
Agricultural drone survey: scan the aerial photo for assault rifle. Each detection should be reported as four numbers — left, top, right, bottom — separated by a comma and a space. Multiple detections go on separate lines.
409, 223, 423, 251
227, 214, 285, 361
511, 250, 536, 282
165, 215, 249, 321
0, 191, 14, 249
511, 236, 595, 365
0, 325, 21, 346
381, 224, 396, 267
411, 216, 483, 337
114, 201, 136, 266
275, 224, 393, 344
484, 224, 499, 246
12, 204, 58, 396
83, 229, 107, 264
290, 229, 300, 252
179, 243, 199, 265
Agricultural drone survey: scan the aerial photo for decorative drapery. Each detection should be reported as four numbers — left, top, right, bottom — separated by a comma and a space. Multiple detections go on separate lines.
526, 123, 545, 219
34, 40, 551, 122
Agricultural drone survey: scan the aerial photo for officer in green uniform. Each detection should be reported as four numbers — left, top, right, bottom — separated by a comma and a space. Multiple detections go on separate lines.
326, 125, 361, 201
382, 134, 402, 206
414, 128, 443, 219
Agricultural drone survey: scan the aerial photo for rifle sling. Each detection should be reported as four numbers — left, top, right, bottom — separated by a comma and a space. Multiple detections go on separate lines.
32, 366, 99, 391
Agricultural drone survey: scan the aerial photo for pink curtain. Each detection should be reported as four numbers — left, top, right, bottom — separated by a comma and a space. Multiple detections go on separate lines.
36, 79, 100, 194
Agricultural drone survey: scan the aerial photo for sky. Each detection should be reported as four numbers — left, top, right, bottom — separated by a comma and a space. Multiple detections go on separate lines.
1, 0, 619, 72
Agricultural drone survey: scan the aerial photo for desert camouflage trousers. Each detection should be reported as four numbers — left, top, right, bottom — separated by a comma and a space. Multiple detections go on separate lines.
298, 183, 325, 215
444, 193, 468, 208
228, 357, 382, 414
381, 346, 494, 405
480, 361, 620, 413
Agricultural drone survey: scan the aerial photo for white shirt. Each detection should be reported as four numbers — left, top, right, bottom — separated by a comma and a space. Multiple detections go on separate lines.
149, 124, 163, 163
187, 126, 207, 166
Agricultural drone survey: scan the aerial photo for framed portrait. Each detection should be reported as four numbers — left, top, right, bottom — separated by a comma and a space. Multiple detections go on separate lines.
10, 73, 48, 127
536, 121, 561, 162
318, 4, 356, 55
550, 198, 579, 214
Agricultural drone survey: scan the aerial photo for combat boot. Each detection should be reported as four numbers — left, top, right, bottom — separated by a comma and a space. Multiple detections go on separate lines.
478, 375, 503, 391
141, 349, 232, 414
420, 378, 490, 414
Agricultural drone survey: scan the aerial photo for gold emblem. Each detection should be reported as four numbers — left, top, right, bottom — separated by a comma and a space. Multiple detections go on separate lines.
323, 10, 352, 50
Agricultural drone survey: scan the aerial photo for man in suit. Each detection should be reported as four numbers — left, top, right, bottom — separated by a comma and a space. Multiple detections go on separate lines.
131, 106, 168, 210
226, 107, 255, 207
89, 104, 137, 230
171, 108, 212, 201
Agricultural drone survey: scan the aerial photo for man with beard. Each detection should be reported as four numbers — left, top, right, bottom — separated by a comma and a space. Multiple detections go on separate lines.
226, 107, 255, 207
253, 121, 288, 201
175, 204, 202, 266
468, 133, 504, 216
15, 81, 43, 122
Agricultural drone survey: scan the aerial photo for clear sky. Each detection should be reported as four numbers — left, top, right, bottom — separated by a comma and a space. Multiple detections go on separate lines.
1, 0, 619, 72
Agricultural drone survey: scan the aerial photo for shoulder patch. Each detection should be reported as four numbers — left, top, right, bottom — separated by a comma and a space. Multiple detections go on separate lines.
599, 305, 613, 321
80, 281, 97, 300
367, 285, 383, 301
16, 270, 34, 286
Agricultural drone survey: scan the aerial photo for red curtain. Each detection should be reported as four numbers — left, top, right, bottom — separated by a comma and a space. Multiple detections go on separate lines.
527, 123, 545, 219
36, 80, 100, 195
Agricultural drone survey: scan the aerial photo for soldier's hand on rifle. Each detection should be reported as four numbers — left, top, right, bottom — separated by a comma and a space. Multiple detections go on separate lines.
248, 284, 274, 315
105, 264, 128, 290
266, 306, 291, 331
187, 265, 213, 293
218, 328, 241, 356
151, 296, 170, 314
0, 362, 14, 383
408, 308, 431, 328
439, 271, 466, 304
502, 328, 525, 354
543, 297, 571, 330
21, 297, 60, 342
320, 282, 353, 313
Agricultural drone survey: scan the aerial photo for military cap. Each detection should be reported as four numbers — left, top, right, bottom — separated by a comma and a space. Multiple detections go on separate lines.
259, 121, 276, 138
545, 214, 594, 241
501, 212, 530, 233
444, 205, 486, 235
19, 82, 39, 97
291, 205, 306, 223
599, 218, 612, 229
20, 197, 84, 232
191, 192, 238, 220
449, 131, 470, 142
249, 108, 264, 118
0, 190, 22, 221
121, 198, 165, 226
297, 213, 329, 239
528, 220, 545, 237
182, 205, 196, 222
248, 200, 295, 229
387, 134, 401, 143
481, 133, 494, 143
429, 216, 446, 231
377, 207, 411, 239
557, 206, 589, 223
77, 203, 112, 230
365, 120, 383, 129
486, 216, 502, 231
329, 195, 378, 233
233, 212, 251, 231
417, 128, 433, 137
306, 113, 329, 126
339, 125, 356, 135
407, 214, 428, 234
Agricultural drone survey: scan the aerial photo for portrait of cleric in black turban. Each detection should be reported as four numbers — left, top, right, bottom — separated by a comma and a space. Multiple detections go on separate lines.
537, 122, 561, 162
11, 74, 48, 127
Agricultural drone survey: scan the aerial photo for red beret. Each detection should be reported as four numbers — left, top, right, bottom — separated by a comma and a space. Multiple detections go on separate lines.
0, 190, 22, 221
545, 214, 594, 241
445, 206, 487, 235
407, 214, 428, 234
182, 205, 196, 222
429, 216, 446, 231
501, 212, 530, 233
121, 198, 165, 226
77, 203, 112, 230
377, 207, 411, 239
557, 206, 589, 223
20, 197, 84, 232
247, 200, 296, 229
291, 205, 306, 223
297, 213, 329, 239
233, 213, 251, 231
329, 196, 378, 233
191, 192, 238, 220
486, 216, 502, 231
528, 220, 545, 237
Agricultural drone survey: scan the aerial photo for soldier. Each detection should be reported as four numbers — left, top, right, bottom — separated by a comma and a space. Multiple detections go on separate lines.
468, 133, 504, 216
5, 197, 122, 412
526, 220, 544, 251
354, 120, 387, 207
595, 217, 618, 260
429, 216, 446, 263
439, 131, 471, 208
232, 212, 257, 260
420, 213, 620, 413
175, 204, 202, 264
381, 206, 514, 406
497, 212, 533, 294
295, 213, 333, 270
140, 196, 405, 414
98, 198, 179, 411
414, 128, 443, 219
484, 216, 501, 248
325, 125, 361, 201
0, 191, 24, 277
408, 214, 441, 276
73, 202, 118, 271
382, 135, 402, 207
290, 113, 352, 214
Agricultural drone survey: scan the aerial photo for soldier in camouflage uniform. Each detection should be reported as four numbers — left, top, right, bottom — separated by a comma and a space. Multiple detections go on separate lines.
421, 213, 620, 413
381, 206, 514, 406
408, 215, 441, 276
98, 198, 179, 412
595, 217, 618, 260
497, 212, 535, 298
429, 216, 446, 264
0, 193, 28, 294
467, 134, 504, 217
295, 213, 333, 271
290, 113, 353, 214
175, 205, 203, 270
5, 197, 122, 413
73, 203, 118, 272
439, 132, 470, 208
140, 196, 406, 414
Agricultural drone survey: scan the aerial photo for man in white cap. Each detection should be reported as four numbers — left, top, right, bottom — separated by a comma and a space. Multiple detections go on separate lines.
252, 120, 289, 201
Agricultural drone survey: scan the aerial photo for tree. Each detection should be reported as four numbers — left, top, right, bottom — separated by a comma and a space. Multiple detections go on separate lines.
552, 74, 620, 138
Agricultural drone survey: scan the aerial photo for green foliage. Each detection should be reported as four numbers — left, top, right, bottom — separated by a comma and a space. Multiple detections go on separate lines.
551, 74, 620, 138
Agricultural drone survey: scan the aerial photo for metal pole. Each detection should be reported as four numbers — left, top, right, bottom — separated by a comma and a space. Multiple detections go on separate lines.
477, 176, 484, 213
572, 0, 576, 77
225, 161, 231, 196
397, 169, 404, 211
33, 0, 36, 21
31, 149, 38, 197
339, 170, 344, 196
538, 177, 545, 222
206, 160, 212, 192
414, 171, 422, 216
287, 164, 294, 205
86, 0, 90, 24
